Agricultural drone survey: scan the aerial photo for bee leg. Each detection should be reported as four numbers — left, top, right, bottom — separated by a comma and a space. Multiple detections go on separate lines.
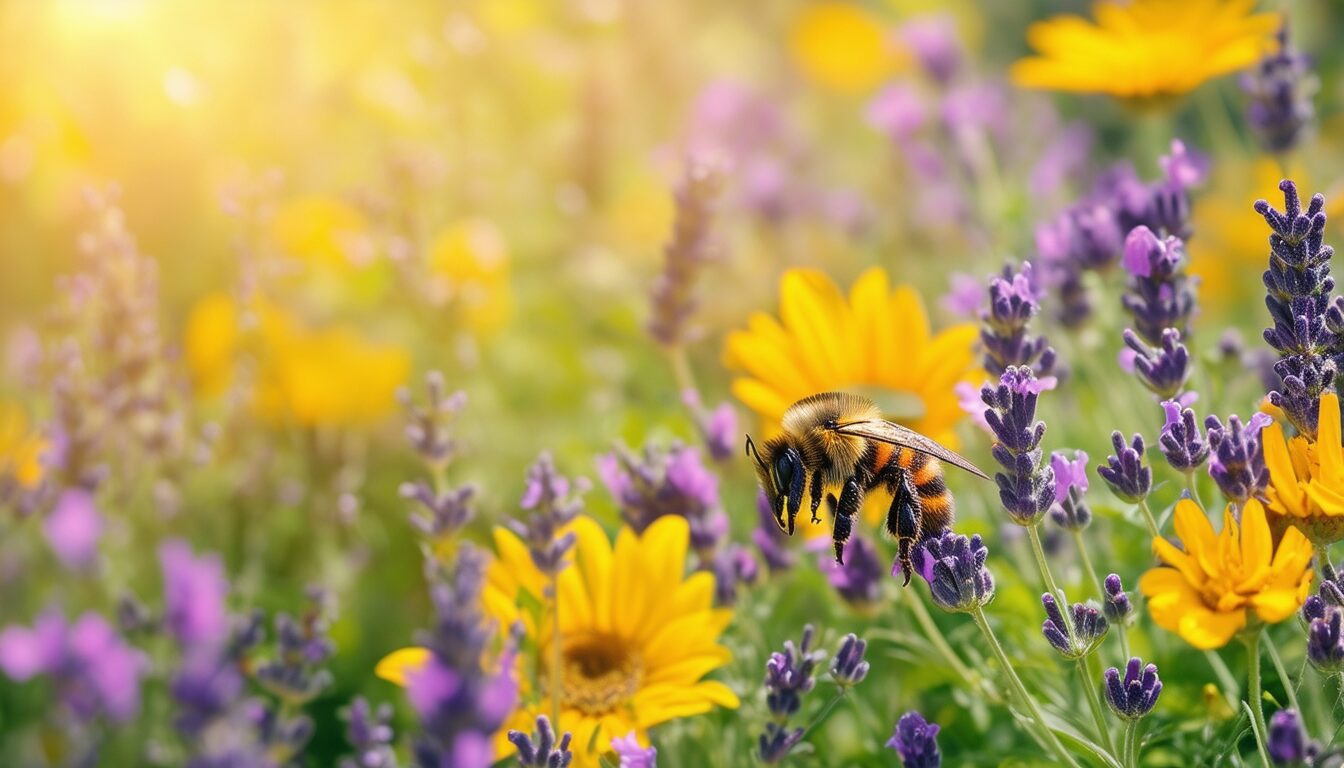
832, 478, 863, 565
887, 470, 921, 587
808, 470, 823, 524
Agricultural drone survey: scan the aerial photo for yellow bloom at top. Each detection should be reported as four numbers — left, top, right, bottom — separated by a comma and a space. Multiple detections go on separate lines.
1264, 392, 1344, 545
725, 267, 980, 451
790, 2, 903, 93
1139, 497, 1313, 649
0, 403, 45, 489
1011, 0, 1279, 100
376, 515, 738, 767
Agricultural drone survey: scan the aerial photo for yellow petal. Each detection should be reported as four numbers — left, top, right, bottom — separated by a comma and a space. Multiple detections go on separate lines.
374, 646, 431, 687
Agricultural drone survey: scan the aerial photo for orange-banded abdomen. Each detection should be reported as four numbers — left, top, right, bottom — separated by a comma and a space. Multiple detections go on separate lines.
872, 444, 954, 529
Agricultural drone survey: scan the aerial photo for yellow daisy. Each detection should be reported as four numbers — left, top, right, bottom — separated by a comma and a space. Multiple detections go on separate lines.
269, 195, 373, 271
1139, 497, 1313, 650
1263, 391, 1344, 545
426, 218, 513, 335
789, 2, 903, 93
377, 515, 739, 767
724, 267, 980, 451
1011, 0, 1279, 100
0, 402, 45, 489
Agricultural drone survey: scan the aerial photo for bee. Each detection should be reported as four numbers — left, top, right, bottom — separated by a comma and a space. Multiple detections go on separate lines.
745, 392, 989, 585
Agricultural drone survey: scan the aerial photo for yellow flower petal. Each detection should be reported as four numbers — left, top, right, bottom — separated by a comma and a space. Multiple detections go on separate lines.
374, 646, 431, 687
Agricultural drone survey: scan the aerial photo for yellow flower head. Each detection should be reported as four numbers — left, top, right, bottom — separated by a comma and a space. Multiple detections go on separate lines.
1139, 497, 1313, 649
725, 267, 980, 451
427, 219, 513, 335
270, 196, 373, 271
790, 2, 903, 93
1264, 392, 1344, 545
1011, 0, 1279, 100
377, 515, 738, 767
0, 402, 45, 489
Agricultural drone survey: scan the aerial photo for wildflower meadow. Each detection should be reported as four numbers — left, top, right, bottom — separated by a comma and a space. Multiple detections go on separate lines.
5, 1, 1344, 766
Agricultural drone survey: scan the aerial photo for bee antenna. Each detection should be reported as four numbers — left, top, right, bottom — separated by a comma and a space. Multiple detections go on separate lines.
744, 434, 763, 466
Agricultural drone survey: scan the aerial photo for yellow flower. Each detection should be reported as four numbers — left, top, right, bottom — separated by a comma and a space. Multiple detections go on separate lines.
0, 403, 45, 489
426, 219, 513, 335
790, 2, 902, 93
270, 196, 374, 271
1011, 0, 1279, 100
1263, 392, 1344, 545
725, 267, 979, 450
1139, 497, 1313, 649
377, 516, 738, 767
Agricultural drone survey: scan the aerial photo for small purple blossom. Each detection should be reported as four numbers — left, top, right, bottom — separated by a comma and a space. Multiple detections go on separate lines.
941, 272, 985, 318
763, 625, 824, 720
1041, 594, 1108, 659
1104, 657, 1162, 720
1159, 400, 1209, 473
1242, 26, 1316, 154
0, 609, 144, 722
1049, 450, 1091, 530
912, 531, 994, 613
611, 732, 657, 768
980, 262, 1057, 380
512, 452, 587, 576
899, 13, 961, 84
829, 633, 870, 688
816, 534, 882, 607
1098, 432, 1151, 504
509, 715, 574, 768
1104, 574, 1133, 623
866, 83, 926, 143
1305, 602, 1344, 674
982, 366, 1056, 526
1120, 227, 1196, 346
43, 488, 102, 569
758, 724, 805, 765
597, 442, 723, 553
339, 697, 397, 768
1204, 412, 1273, 504
1123, 328, 1191, 400
1158, 140, 1209, 190
1267, 708, 1320, 766
710, 544, 759, 606
887, 711, 942, 768
159, 540, 230, 652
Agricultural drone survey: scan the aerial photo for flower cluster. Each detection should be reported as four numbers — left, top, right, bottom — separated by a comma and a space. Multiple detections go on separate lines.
511, 453, 589, 576
913, 531, 995, 613
1049, 449, 1091, 530
1097, 432, 1152, 505
887, 711, 942, 768
509, 715, 574, 768
1121, 225, 1197, 346
982, 366, 1056, 526
1041, 594, 1108, 659
398, 373, 476, 543
1158, 400, 1209, 473
1103, 658, 1162, 721
1204, 412, 1273, 505
979, 262, 1057, 380
759, 625, 825, 764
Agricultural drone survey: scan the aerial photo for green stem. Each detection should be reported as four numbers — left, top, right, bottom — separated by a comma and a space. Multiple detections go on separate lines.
971, 607, 1081, 768
1071, 529, 1105, 600
797, 688, 848, 741
1265, 637, 1301, 716
1078, 658, 1117, 756
1123, 720, 1139, 768
1027, 524, 1064, 601
1183, 470, 1206, 512
1137, 499, 1161, 539
1116, 622, 1131, 662
1245, 630, 1272, 768
1205, 649, 1241, 708
906, 591, 979, 688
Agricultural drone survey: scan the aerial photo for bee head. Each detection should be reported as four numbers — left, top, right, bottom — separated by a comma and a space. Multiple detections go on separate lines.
745, 433, 804, 533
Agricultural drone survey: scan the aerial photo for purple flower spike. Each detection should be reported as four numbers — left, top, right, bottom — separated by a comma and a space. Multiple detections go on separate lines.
758, 723, 805, 765
1098, 431, 1152, 504
1120, 227, 1196, 346
1159, 400, 1209, 472
339, 697, 397, 768
611, 732, 658, 768
512, 452, 588, 576
1204, 412, 1273, 504
1123, 328, 1191, 400
912, 532, 995, 613
1242, 26, 1316, 154
43, 489, 103, 569
0, 610, 144, 723
508, 715, 574, 768
1306, 605, 1344, 674
887, 711, 942, 768
982, 366, 1056, 526
159, 540, 230, 651
598, 442, 722, 552
818, 534, 881, 607
1103, 657, 1162, 720
1103, 574, 1133, 623
899, 13, 961, 85
866, 83, 926, 143
980, 262, 1057, 380
1041, 594, 1108, 659
649, 160, 723, 347
1049, 450, 1092, 530
1257, 179, 1340, 439
763, 625, 824, 719
829, 633, 870, 688
1267, 709, 1320, 767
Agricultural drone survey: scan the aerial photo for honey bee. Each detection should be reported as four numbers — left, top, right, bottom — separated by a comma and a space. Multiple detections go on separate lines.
745, 392, 989, 585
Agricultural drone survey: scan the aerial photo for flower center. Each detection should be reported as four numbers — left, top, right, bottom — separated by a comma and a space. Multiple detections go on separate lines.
848, 385, 927, 421
552, 634, 643, 716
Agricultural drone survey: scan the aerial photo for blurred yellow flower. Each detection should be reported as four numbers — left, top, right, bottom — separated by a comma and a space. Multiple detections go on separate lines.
183, 292, 409, 427
725, 267, 979, 450
270, 196, 374, 270
377, 515, 738, 767
1264, 392, 1344, 545
790, 2, 901, 93
427, 219, 513, 334
0, 403, 45, 489
1139, 498, 1313, 650
1011, 0, 1278, 99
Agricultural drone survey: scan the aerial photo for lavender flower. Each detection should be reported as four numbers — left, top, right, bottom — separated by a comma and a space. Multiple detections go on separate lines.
1242, 26, 1316, 154
899, 13, 961, 85
710, 544, 759, 606
829, 633, 870, 688
982, 366, 1056, 526
912, 532, 995, 613
42, 487, 103, 569
398, 371, 466, 468
758, 724, 805, 765
1305, 603, 1343, 674
1318, 560, 1344, 606
159, 540, 230, 652
509, 715, 573, 768
511, 453, 588, 575
867, 83, 927, 144
758, 625, 826, 764
887, 711, 942, 768
680, 390, 737, 462
0, 609, 144, 722
1159, 400, 1209, 473
753, 492, 795, 572
1104, 658, 1162, 720
1104, 574, 1133, 624
817, 534, 882, 608
1123, 328, 1191, 400
254, 593, 335, 706
339, 697, 397, 768
611, 732, 657, 768
1049, 450, 1091, 530
1267, 708, 1320, 766
979, 262, 1057, 380
1257, 180, 1341, 438
1121, 226, 1196, 346
1041, 594, 1108, 659
1098, 432, 1151, 504
648, 160, 723, 347
1205, 412, 1273, 504
597, 442, 724, 553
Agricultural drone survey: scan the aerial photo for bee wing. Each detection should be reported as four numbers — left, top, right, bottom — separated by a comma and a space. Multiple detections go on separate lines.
832, 420, 990, 480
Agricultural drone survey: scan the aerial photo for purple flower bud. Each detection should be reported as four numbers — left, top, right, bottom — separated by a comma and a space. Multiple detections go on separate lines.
866, 83, 926, 143
912, 532, 995, 613
711, 544, 759, 606
1104, 574, 1133, 623
1098, 431, 1151, 504
982, 367, 1056, 525
43, 488, 102, 569
1242, 26, 1316, 154
980, 262, 1057, 380
829, 633, 870, 688
763, 625, 823, 719
887, 711, 942, 768
1267, 708, 1320, 767
1048, 450, 1091, 530
758, 723, 805, 765
1306, 606, 1344, 674
1123, 328, 1191, 400
1104, 658, 1162, 720
512, 453, 587, 575
1159, 400, 1209, 472
1319, 561, 1344, 607
817, 534, 882, 607
611, 732, 657, 768
1120, 227, 1196, 346
1158, 140, 1209, 190
339, 697, 396, 768
1041, 594, 1108, 659
1204, 412, 1273, 504
598, 443, 722, 553
899, 13, 961, 85
508, 715, 574, 768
